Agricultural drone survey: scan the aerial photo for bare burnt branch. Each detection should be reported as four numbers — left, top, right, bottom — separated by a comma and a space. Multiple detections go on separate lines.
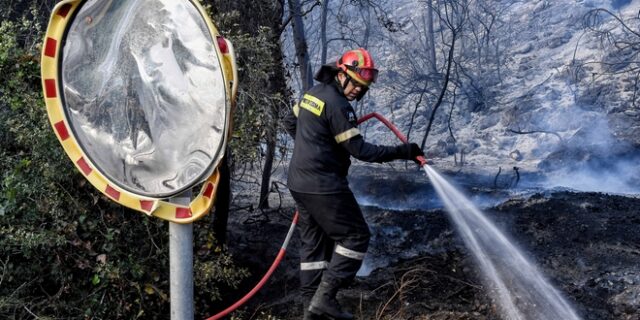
508, 128, 564, 144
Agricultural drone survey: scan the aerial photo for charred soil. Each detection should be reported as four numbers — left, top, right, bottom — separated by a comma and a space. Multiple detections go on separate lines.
220, 179, 640, 320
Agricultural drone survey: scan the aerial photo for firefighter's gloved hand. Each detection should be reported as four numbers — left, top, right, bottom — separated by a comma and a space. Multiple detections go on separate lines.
408, 143, 425, 164
397, 143, 424, 164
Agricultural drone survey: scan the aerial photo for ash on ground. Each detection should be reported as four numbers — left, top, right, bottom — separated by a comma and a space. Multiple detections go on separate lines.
219, 166, 640, 320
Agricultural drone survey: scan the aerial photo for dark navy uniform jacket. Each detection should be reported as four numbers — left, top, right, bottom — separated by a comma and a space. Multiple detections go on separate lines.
284, 65, 406, 194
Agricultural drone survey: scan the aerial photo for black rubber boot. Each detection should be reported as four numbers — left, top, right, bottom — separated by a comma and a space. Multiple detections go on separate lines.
309, 281, 353, 320
303, 301, 315, 320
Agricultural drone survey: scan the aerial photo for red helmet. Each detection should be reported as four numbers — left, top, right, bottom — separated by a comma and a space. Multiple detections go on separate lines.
336, 48, 379, 86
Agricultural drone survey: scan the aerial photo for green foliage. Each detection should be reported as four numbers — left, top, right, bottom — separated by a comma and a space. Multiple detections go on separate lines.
195, 250, 250, 302
228, 27, 286, 163
0, 5, 249, 320
207, 3, 290, 165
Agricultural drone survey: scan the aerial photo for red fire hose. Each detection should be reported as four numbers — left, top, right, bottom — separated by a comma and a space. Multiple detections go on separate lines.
205, 213, 299, 320
204, 112, 424, 319
357, 112, 428, 166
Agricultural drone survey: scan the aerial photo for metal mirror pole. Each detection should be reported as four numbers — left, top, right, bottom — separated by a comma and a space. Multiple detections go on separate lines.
170, 191, 194, 320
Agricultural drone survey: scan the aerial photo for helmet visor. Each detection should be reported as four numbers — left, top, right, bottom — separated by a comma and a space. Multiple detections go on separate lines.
359, 68, 378, 83
347, 65, 378, 84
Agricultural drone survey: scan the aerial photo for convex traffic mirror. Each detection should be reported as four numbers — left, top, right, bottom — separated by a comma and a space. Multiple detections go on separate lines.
41, 0, 237, 222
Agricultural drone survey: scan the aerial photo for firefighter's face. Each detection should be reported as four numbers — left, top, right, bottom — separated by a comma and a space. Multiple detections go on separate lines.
338, 72, 366, 101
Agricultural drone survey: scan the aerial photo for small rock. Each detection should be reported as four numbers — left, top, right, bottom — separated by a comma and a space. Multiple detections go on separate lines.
510, 150, 523, 161
514, 43, 534, 55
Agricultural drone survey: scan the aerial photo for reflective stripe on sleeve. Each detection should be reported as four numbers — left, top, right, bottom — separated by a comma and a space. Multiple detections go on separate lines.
334, 128, 360, 143
293, 103, 299, 117
335, 245, 365, 260
300, 261, 329, 271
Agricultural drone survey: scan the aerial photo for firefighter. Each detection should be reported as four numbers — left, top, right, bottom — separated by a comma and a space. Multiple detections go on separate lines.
283, 48, 424, 319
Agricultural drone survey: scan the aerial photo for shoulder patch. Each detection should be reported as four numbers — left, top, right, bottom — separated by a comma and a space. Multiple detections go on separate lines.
299, 94, 325, 116
347, 111, 356, 123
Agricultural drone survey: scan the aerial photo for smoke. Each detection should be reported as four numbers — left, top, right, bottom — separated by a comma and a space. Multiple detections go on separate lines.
354, 192, 443, 211
350, 167, 524, 212
543, 159, 640, 194
349, 167, 440, 210
538, 109, 640, 194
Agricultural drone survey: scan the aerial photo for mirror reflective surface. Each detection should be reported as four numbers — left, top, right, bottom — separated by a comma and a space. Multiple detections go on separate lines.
61, 0, 227, 198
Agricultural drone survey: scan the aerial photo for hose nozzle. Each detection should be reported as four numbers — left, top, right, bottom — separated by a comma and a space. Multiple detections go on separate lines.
416, 155, 428, 167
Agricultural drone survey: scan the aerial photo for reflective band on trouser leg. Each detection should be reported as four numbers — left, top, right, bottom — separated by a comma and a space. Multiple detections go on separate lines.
335, 244, 365, 260
334, 128, 360, 143
301, 261, 329, 271
300, 261, 327, 299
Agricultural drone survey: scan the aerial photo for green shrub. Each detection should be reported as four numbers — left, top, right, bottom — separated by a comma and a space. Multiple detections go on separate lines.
0, 6, 248, 319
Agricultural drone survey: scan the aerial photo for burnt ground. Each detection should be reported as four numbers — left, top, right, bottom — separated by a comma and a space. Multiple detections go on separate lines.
214, 167, 640, 320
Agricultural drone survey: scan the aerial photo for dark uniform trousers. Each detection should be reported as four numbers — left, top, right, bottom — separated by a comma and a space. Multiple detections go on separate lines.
291, 190, 371, 301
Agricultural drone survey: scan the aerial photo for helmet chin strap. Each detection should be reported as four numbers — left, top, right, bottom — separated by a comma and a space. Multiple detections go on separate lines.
336, 73, 368, 101
337, 73, 352, 92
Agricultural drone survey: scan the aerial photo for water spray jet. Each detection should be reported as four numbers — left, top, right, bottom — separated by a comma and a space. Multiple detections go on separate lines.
424, 165, 582, 320
358, 113, 582, 320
